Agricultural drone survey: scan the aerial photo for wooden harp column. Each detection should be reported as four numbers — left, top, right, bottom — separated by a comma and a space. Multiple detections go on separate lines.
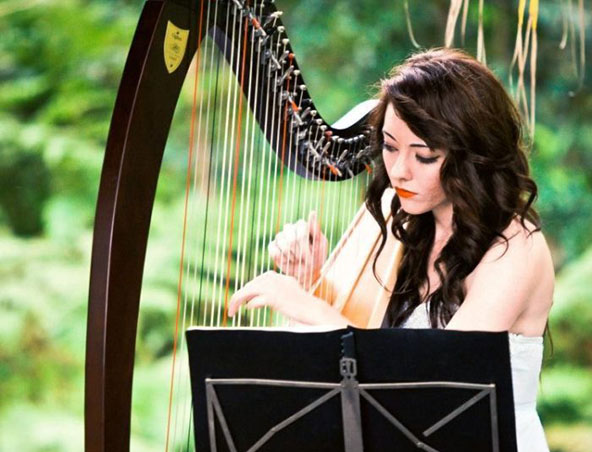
85, 0, 381, 450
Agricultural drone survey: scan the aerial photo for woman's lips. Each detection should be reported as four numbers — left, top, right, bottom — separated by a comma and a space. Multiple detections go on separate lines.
395, 187, 417, 199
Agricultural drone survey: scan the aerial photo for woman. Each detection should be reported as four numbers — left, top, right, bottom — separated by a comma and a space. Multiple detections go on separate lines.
228, 48, 554, 450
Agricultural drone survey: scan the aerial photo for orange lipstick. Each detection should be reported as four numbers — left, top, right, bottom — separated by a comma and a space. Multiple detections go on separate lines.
395, 187, 417, 199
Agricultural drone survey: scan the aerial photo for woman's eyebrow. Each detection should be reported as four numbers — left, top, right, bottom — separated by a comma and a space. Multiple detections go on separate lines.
382, 130, 430, 149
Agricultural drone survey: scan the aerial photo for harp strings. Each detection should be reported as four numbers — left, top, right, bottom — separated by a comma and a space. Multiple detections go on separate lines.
196, 0, 221, 328
237, 0, 265, 328
165, 0, 375, 448
222, 2, 252, 327
259, 13, 284, 326
165, 0, 210, 449
216, 1, 240, 328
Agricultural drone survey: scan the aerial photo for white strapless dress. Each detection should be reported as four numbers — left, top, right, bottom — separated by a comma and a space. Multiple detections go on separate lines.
396, 302, 550, 452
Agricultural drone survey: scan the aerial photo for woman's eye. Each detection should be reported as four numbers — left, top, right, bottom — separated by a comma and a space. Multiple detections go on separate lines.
382, 144, 398, 153
416, 155, 439, 164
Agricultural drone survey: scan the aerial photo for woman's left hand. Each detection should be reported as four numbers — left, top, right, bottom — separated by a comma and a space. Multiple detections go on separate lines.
228, 271, 348, 326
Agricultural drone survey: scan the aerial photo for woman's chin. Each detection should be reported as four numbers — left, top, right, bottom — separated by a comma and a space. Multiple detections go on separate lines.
401, 207, 424, 215
399, 200, 427, 216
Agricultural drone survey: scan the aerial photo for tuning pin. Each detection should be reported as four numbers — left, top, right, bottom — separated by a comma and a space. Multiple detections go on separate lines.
291, 113, 304, 128
266, 51, 281, 73
356, 145, 372, 158
258, 34, 270, 48
250, 16, 267, 36
307, 141, 321, 160
326, 162, 342, 178
262, 13, 276, 29
337, 147, 349, 162
231, 0, 245, 10
277, 66, 294, 86
299, 107, 311, 120
278, 50, 290, 64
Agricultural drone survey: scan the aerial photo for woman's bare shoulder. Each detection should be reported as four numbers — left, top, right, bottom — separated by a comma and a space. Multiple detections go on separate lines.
454, 218, 554, 334
465, 217, 555, 308
481, 218, 552, 267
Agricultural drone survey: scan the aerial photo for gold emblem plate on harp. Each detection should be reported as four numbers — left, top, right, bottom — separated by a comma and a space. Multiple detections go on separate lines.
164, 20, 189, 74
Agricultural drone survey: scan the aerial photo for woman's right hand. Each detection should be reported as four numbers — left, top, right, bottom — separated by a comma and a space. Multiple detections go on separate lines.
268, 211, 329, 290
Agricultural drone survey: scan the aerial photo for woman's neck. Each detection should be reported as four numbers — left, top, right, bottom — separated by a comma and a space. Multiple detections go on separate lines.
432, 201, 454, 244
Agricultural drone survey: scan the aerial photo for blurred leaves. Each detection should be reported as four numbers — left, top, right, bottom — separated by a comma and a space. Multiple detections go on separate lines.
547, 424, 592, 452
0, 0, 136, 129
0, 0, 139, 239
532, 123, 592, 263
0, 233, 90, 410
0, 117, 51, 236
549, 246, 592, 366
539, 366, 592, 424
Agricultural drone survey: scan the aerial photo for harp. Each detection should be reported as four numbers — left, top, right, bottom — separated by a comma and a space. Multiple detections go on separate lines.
85, 0, 402, 450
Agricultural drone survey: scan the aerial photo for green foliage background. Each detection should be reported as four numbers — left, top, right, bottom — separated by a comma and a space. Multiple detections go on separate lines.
0, 0, 591, 450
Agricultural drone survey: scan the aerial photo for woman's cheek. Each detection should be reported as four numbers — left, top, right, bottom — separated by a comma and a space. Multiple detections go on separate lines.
382, 152, 396, 180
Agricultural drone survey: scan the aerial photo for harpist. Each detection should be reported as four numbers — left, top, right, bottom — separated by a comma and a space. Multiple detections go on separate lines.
229, 48, 554, 451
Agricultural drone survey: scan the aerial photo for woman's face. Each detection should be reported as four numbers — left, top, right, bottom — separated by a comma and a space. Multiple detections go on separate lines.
382, 103, 450, 216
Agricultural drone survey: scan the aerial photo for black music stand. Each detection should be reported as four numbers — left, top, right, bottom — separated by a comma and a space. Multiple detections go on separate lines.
185, 327, 518, 452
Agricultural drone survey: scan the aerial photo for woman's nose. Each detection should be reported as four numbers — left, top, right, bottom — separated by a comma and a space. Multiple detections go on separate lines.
389, 154, 412, 181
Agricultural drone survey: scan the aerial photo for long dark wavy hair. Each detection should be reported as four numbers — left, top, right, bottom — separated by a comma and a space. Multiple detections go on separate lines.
366, 48, 541, 328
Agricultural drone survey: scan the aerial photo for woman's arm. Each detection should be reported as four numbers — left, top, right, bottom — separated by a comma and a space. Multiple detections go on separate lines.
228, 211, 352, 327
228, 271, 352, 327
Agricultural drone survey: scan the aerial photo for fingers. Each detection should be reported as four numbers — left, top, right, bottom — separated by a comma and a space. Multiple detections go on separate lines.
268, 220, 313, 270
227, 270, 319, 325
266, 214, 327, 282
245, 295, 267, 310
268, 240, 291, 263
229, 293, 267, 317
228, 279, 262, 317
282, 221, 310, 258
228, 271, 286, 317
308, 211, 328, 264
293, 219, 311, 260
308, 211, 322, 242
